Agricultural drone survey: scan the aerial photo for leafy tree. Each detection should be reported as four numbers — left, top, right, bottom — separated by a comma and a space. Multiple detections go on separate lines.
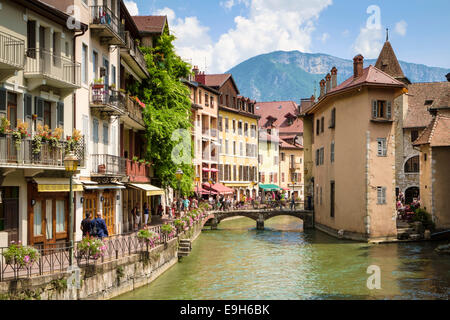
131, 34, 194, 196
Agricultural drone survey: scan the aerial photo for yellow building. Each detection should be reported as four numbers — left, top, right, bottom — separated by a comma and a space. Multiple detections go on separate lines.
194, 73, 259, 200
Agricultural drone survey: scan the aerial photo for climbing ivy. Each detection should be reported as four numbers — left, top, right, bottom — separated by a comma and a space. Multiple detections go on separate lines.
131, 33, 194, 196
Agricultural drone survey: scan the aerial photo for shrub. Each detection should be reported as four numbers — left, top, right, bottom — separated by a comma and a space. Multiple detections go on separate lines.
137, 229, 160, 246
77, 237, 107, 259
413, 208, 435, 229
161, 224, 174, 234
2, 242, 40, 268
174, 219, 185, 230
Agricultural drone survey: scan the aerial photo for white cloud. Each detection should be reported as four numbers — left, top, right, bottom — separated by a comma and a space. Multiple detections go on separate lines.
159, 0, 332, 73
394, 20, 407, 37
353, 26, 383, 59
124, 0, 139, 16
320, 33, 330, 43
220, 0, 251, 10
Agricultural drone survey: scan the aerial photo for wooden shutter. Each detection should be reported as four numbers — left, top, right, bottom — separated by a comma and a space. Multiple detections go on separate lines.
372, 100, 377, 118
382, 187, 387, 204
93, 119, 99, 143
382, 139, 387, 156
35, 97, 43, 120
0, 88, 6, 112
103, 124, 109, 145
24, 94, 32, 118
57, 102, 64, 127
386, 101, 392, 119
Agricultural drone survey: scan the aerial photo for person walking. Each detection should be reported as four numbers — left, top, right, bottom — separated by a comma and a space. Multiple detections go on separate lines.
93, 211, 109, 239
80, 212, 94, 237
133, 203, 141, 230
143, 202, 150, 226
290, 194, 296, 211
183, 197, 190, 214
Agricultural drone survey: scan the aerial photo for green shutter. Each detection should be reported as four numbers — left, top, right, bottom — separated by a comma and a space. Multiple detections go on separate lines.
24, 94, 32, 118
35, 97, 43, 120
386, 101, 392, 119
57, 102, 64, 126
0, 88, 6, 112
372, 100, 377, 118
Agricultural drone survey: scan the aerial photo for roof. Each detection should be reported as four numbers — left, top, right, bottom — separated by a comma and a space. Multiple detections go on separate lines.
132, 16, 168, 34
404, 82, 450, 128
375, 41, 406, 79
303, 65, 405, 115
201, 74, 240, 94
259, 131, 282, 143
413, 113, 450, 147
255, 101, 303, 134
280, 139, 303, 150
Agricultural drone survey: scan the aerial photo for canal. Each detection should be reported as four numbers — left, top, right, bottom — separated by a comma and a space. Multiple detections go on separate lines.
114, 216, 450, 300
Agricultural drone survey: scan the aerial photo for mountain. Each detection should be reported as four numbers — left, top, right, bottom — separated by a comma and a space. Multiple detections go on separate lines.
226, 51, 450, 102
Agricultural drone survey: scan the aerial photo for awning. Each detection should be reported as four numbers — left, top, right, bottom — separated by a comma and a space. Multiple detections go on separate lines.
33, 178, 83, 193
83, 183, 126, 190
202, 183, 234, 195
202, 168, 210, 172
282, 187, 290, 191
193, 186, 218, 195
209, 168, 219, 173
128, 183, 165, 196
259, 184, 281, 191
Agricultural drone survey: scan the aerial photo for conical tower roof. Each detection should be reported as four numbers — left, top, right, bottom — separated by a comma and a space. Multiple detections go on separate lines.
375, 41, 407, 81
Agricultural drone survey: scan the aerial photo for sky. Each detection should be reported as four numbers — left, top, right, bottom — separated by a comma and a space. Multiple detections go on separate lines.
124, 0, 450, 73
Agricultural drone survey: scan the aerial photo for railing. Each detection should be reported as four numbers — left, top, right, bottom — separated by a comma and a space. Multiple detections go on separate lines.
125, 94, 144, 125
24, 49, 80, 87
126, 159, 150, 182
90, 85, 125, 111
123, 31, 147, 72
0, 31, 25, 68
0, 134, 85, 168
91, 154, 126, 176
90, 5, 125, 42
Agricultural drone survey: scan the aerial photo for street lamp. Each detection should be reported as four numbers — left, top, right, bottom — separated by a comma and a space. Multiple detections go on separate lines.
64, 152, 78, 266
195, 174, 200, 201
175, 169, 184, 215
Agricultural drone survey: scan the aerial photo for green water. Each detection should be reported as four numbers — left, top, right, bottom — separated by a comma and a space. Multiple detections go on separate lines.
114, 216, 450, 300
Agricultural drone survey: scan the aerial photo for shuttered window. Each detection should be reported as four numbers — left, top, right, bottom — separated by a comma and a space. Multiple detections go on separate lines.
386, 101, 392, 119
35, 97, 44, 120
377, 187, 387, 204
27, 20, 36, 58
93, 119, 99, 143
0, 88, 6, 112
372, 100, 377, 118
24, 94, 33, 119
103, 124, 109, 145
377, 138, 387, 157
331, 141, 335, 163
57, 102, 64, 127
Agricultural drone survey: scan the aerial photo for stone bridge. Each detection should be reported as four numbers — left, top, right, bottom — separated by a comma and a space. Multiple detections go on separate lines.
204, 209, 314, 230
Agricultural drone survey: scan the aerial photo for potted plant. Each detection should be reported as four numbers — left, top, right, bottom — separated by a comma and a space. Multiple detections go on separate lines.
77, 237, 107, 260
137, 228, 160, 247
2, 241, 40, 268
11, 120, 29, 150
92, 78, 104, 89
0, 117, 10, 137
132, 156, 139, 163
161, 224, 175, 241
173, 219, 185, 232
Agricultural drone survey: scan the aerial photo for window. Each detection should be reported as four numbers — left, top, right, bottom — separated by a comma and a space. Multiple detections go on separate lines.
238, 121, 243, 135
372, 100, 392, 120
377, 138, 387, 157
27, 20, 36, 58
92, 50, 98, 80
93, 119, 99, 143
225, 139, 229, 154
244, 122, 248, 136
424, 153, 427, 162
331, 141, 335, 163
330, 181, 335, 217
205, 93, 209, 106
411, 130, 419, 142
82, 44, 88, 84
330, 108, 336, 128
103, 124, 109, 145
321, 117, 324, 133
377, 187, 387, 204
56, 200, 65, 233
282, 172, 285, 182
233, 141, 236, 155
225, 117, 229, 132
112, 65, 116, 87
226, 95, 229, 107
57, 102, 64, 127
316, 119, 320, 135
251, 125, 256, 138
240, 142, 243, 156
232, 120, 236, 133
319, 148, 324, 165
218, 116, 223, 131
316, 149, 320, 166
404, 156, 419, 173
281, 152, 285, 161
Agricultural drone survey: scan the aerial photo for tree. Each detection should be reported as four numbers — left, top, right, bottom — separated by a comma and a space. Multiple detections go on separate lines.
130, 34, 194, 196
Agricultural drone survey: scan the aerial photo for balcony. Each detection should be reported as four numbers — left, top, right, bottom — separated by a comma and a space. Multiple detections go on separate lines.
0, 31, 25, 81
24, 49, 81, 93
290, 161, 301, 171
90, 6, 125, 47
0, 134, 85, 170
126, 160, 151, 183
90, 85, 126, 116
91, 154, 126, 178
121, 32, 149, 79
123, 94, 145, 129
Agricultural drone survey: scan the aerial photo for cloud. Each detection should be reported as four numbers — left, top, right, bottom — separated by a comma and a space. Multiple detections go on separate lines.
353, 27, 383, 59
160, 0, 332, 73
220, 0, 251, 10
124, 0, 139, 16
320, 33, 330, 43
394, 20, 407, 36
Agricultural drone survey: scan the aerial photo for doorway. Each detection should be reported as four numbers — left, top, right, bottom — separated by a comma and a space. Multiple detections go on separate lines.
0, 187, 19, 245
405, 187, 419, 205
102, 191, 115, 236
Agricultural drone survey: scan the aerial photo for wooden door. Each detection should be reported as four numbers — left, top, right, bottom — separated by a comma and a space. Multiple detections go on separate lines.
2, 198, 19, 245
83, 192, 98, 220
102, 191, 115, 236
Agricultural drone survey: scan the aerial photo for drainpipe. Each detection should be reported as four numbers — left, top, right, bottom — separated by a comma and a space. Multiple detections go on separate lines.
72, 25, 87, 130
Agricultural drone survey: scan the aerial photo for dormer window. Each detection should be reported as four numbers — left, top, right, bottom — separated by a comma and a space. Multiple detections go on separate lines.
372, 100, 392, 121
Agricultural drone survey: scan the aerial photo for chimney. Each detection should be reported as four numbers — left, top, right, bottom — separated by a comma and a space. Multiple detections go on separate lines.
325, 73, 331, 94
331, 67, 338, 89
446, 72, 450, 82
195, 70, 206, 85
353, 54, 364, 78
319, 79, 326, 97
311, 94, 315, 103
193, 66, 199, 76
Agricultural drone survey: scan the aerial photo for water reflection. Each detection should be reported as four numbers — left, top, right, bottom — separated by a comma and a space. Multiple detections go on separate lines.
114, 216, 450, 300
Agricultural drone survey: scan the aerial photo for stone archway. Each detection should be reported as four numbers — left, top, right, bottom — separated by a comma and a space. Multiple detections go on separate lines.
405, 186, 419, 204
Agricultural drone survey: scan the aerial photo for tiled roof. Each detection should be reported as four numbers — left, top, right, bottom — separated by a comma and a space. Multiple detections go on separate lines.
413, 113, 450, 147
132, 16, 167, 34
255, 101, 303, 134
280, 139, 303, 150
404, 82, 450, 128
203, 74, 232, 88
259, 131, 282, 143
375, 41, 405, 79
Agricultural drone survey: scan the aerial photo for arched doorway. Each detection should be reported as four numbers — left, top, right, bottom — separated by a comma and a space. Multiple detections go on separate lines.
405, 187, 419, 204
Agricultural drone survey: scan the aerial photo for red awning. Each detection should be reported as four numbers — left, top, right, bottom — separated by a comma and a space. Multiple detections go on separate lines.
202, 168, 210, 172
282, 187, 290, 191
202, 183, 234, 195
209, 168, 219, 173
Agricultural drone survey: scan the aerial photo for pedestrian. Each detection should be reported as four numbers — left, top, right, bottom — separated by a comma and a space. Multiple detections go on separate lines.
134, 203, 141, 230
290, 194, 296, 211
158, 203, 163, 217
143, 202, 150, 225
183, 197, 190, 214
93, 211, 109, 239
80, 212, 94, 237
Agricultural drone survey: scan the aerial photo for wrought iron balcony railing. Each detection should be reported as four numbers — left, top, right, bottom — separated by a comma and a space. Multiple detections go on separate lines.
0, 134, 85, 168
123, 31, 148, 75
90, 5, 125, 45
91, 154, 126, 177
0, 31, 25, 69
90, 85, 126, 115
125, 94, 144, 126
24, 49, 80, 88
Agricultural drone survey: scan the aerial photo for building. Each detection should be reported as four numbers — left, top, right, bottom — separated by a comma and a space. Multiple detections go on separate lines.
257, 129, 281, 197
300, 55, 406, 241
194, 73, 259, 199
0, 0, 85, 247
255, 101, 304, 200
413, 93, 450, 230
182, 68, 221, 197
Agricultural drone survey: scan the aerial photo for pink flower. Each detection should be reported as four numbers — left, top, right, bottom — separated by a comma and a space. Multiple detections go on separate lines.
24, 255, 30, 263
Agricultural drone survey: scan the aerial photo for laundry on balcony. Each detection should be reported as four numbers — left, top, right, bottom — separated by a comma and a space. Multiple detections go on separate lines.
33, 177, 83, 192
128, 183, 165, 196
